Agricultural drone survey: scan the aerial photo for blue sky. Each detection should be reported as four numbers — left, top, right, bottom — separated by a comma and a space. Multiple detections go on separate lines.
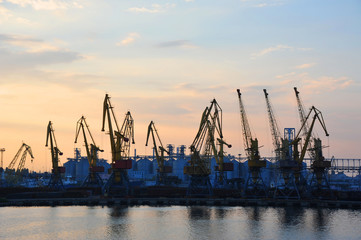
0, 0, 360, 171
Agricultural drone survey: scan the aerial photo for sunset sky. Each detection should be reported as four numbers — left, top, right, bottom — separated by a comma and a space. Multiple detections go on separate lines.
0, 0, 360, 172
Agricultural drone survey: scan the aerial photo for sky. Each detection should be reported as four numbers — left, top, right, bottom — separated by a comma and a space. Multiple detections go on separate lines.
0, 0, 360, 172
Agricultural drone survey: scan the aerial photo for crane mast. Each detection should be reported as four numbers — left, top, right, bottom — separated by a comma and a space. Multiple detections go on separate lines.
75, 116, 104, 188
46, 121, 65, 190
102, 94, 134, 196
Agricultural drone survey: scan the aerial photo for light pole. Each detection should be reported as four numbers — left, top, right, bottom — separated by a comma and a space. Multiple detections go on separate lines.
238, 153, 242, 178
0, 148, 5, 169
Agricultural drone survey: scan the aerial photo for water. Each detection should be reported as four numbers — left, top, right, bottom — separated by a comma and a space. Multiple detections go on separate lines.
0, 206, 360, 240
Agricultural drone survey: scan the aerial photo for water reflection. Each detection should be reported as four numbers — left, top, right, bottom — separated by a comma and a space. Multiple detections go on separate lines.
244, 207, 264, 239
313, 208, 329, 230
107, 207, 131, 239
187, 206, 211, 220
277, 206, 305, 226
214, 207, 228, 219
1, 206, 361, 240
109, 206, 129, 218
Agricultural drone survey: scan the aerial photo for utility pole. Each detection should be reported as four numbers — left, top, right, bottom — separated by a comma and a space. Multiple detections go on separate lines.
0, 148, 5, 169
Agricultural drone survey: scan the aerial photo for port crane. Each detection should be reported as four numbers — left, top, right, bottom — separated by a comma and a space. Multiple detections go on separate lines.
294, 88, 332, 192
184, 99, 230, 195
5, 143, 34, 185
75, 116, 104, 188
293, 105, 330, 192
263, 89, 300, 199
146, 121, 180, 185
7, 143, 34, 173
102, 94, 134, 196
237, 89, 267, 197
46, 121, 65, 190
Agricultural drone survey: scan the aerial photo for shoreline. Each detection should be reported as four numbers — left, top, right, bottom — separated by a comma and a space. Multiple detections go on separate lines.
1, 197, 361, 209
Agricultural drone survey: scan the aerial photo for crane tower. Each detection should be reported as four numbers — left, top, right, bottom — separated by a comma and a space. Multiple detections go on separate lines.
46, 121, 65, 190
237, 89, 267, 197
75, 116, 104, 189
263, 89, 300, 199
102, 94, 135, 196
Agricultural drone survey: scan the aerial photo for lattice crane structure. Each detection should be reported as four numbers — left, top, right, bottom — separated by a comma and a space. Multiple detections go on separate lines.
263, 89, 300, 199
146, 121, 181, 186
102, 94, 135, 196
293, 105, 331, 194
75, 116, 104, 188
184, 99, 231, 196
5, 143, 34, 185
237, 89, 267, 197
7, 143, 34, 173
46, 121, 65, 190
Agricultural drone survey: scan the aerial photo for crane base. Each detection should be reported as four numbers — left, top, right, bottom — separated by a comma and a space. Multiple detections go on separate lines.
187, 175, 213, 197
103, 170, 130, 197
48, 174, 64, 191
81, 173, 104, 189
244, 170, 267, 198
273, 169, 300, 199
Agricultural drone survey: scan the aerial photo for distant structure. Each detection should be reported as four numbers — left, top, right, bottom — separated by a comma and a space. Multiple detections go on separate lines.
63, 148, 110, 183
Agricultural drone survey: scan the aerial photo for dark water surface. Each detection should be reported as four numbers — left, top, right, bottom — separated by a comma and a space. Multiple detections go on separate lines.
1, 205, 360, 240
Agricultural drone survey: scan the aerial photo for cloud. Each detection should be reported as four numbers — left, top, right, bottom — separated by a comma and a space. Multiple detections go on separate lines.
275, 70, 354, 93
276, 72, 297, 79
173, 82, 230, 97
0, 48, 82, 70
295, 63, 316, 69
127, 3, 175, 13
156, 40, 198, 49
240, 0, 286, 8
0, 5, 34, 25
4, 0, 83, 10
303, 76, 353, 93
0, 34, 83, 70
116, 33, 140, 46
0, 34, 61, 52
251, 44, 312, 58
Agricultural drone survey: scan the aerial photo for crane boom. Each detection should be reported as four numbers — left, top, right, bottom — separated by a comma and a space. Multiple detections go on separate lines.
17, 144, 33, 172
293, 87, 317, 160
75, 116, 103, 168
102, 94, 118, 163
8, 143, 34, 172
263, 89, 282, 160
236, 89, 264, 165
293, 106, 329, 164
237, 89, 253, 152
294, 87, 311, 138
145, 121, 169, 172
